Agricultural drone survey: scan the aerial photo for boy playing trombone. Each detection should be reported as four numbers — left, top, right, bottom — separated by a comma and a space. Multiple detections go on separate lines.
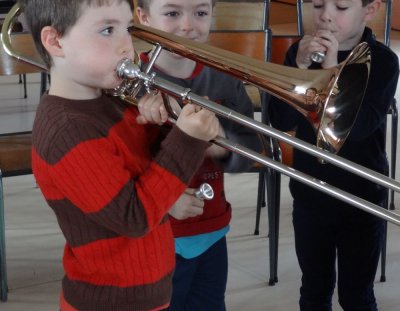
21, 0, 219, 309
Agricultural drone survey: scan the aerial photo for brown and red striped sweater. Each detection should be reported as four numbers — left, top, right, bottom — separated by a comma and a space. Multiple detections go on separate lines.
32, 93, 209, 311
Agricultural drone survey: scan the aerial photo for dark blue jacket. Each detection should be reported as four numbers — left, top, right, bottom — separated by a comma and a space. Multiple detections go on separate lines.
269, 27, 399, 206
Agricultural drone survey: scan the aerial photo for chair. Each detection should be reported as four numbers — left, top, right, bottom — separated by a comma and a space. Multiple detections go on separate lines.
252, 33, 301, 285
393, 0, 400, 31
210, 0, 271, 226
269, 0, 300, 35
206, 30, 266, 112
211, 0, 269, 112
0, 172, 6, 302
0, 132, 32, 302
298, 0, 397, 282
207, 31, 279, 284
209, 0, 284, 286
211, 0, 268, 31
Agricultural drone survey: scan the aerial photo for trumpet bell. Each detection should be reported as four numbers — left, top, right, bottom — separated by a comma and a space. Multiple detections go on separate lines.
128, 24, 371, 154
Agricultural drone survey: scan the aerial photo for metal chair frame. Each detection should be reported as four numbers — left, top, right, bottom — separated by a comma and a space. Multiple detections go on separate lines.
0, 170, 7, 302
0, 132, 33, 303
210, 0, 283, 286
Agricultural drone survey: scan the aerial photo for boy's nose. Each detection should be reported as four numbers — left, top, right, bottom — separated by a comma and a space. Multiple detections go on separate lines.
320, 9, 333, 23
120, 35, 134, 57
180, 15, 194, 32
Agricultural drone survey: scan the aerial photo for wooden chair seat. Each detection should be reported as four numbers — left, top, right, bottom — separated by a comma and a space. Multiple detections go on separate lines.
0, 133, 32, 176
0, 131, 32, 301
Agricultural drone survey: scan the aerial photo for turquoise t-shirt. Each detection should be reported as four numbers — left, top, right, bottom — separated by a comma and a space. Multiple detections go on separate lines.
175, 226, 230, 259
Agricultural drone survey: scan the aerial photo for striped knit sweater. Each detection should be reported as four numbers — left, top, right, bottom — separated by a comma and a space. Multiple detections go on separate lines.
32, 93, 209, 311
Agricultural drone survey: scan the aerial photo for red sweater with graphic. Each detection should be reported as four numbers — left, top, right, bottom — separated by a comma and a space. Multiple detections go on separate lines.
32, 94, 209, 311
140, 53, 261, 238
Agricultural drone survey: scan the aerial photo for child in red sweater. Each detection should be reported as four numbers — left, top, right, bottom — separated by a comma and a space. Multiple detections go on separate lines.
21, 0, 219, 310
136, 0, 261, 310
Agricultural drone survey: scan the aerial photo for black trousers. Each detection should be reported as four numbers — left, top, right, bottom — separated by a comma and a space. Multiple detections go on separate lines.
292, 199, 385, 311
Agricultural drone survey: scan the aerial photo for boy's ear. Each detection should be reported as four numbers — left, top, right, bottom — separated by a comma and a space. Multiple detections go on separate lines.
363, 0, 382, 23
41, 26, 64, 57
136, 7, 150, 25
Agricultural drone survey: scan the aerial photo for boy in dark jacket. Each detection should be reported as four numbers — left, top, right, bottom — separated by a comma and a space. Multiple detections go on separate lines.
269, 0, 399, 310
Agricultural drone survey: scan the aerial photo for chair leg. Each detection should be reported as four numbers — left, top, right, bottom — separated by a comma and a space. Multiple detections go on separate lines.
273, 172, 281, 284
40, 73, 51, 96
390, 103, 397, 210
23, 74, 27, 99
254, 171, 266, 235
267, 169, 281, 285
254, 168, 281, 284
380, 221, 387, 282
0, 172, 8, 301
267, 170, 280, 285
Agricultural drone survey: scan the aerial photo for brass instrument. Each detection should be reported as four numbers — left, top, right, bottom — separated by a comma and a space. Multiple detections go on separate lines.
3, 4, 400, 226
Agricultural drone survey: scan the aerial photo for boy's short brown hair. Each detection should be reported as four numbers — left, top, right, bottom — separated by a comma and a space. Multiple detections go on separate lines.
362, 0, 375, 6
137, 0, 216, 11
19, 0, 133, 68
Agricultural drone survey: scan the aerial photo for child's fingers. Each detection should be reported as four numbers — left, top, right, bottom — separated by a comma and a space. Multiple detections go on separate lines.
136, 115, 148, 124
137, 93, 169, 124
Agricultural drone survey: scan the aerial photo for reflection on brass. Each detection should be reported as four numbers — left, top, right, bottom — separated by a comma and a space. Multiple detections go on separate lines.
311, 51, 326, 63
4, 3, 400, 226
127, 24, 370, 154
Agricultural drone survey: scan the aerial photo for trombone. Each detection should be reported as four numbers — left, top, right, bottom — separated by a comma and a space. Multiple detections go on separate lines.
3, 4, 400, 226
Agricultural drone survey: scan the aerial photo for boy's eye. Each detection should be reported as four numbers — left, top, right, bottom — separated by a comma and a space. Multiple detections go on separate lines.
313, 4, 323, 9
127, 24, 134, 33
196, 10, 209, 17
336, 6, 348, 10
164, 11, 179, 17
101, 26, 114, 36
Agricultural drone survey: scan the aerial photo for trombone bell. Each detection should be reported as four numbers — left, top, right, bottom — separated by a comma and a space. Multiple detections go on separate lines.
128, 24, 371, 154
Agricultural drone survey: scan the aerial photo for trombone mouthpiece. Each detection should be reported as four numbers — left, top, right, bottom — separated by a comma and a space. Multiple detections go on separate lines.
194, 183, 214, 200
116, 58, 140, 79
311, 51, 326, 63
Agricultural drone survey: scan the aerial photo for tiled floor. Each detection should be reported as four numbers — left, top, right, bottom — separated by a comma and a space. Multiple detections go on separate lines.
1, 30, 400, 311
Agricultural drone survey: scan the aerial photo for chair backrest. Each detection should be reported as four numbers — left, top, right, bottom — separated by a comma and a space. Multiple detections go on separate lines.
207, 30, 269, 112
269, 0, 300, 35
211, 0, 268, 31
206, 30, 268, 61
206, 29, 270, 111
269, 34, 301, 63
298, 0, 392, 46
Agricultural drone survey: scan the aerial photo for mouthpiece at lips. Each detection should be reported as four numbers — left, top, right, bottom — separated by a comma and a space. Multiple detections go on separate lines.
311, 51, 326, 63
